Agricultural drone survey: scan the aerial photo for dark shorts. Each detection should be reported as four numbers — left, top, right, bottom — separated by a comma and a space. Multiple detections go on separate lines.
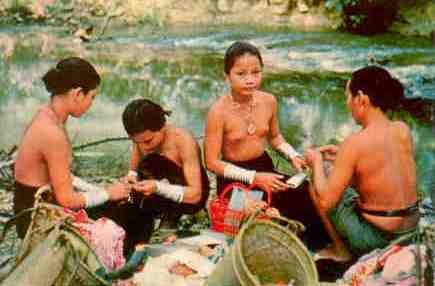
329, 189, 417, 256
13, 181, 40, 239
217, 152, 330, 250
97, 153, 210, 254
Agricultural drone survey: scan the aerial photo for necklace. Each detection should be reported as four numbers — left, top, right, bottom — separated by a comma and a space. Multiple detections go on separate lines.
230, 94, 257, 135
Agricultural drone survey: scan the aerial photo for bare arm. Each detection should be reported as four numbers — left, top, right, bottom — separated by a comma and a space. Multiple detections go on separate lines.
129, 143, 142, 171
267, 95, 305, 171
204, 103, 226, 176
267, 95, 287, 149
178, 133, 203, 204
43, 127, 86, 208
305, 137, 358, 211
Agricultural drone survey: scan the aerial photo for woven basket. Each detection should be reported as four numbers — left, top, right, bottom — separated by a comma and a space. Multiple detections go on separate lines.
209, 183, 271, 237
424, 223, 435, 284
206, 214, 317, 286
2, 186, 110, 286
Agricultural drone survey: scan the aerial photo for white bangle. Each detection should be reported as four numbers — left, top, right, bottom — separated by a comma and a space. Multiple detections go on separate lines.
82, 189, 109, 208
155, 181, 185, 203
73, 176, 104, 193
277, 142, 301, 160
127, 170, 138, 178
223, 163, 256, 185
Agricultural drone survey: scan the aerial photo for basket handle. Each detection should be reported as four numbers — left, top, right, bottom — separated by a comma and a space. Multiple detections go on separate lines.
269, 215, 305, 234
244, 210, 305, 235
219, 182, 272, 206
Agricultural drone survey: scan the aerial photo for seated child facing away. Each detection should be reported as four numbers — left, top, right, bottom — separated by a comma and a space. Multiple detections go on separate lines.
305, 66, 419, 261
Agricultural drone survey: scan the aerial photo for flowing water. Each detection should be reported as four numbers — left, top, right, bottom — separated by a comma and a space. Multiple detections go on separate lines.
0, 24, 434, 197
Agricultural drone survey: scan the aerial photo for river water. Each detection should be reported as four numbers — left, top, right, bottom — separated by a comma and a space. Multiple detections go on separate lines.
0, 24, 434, 197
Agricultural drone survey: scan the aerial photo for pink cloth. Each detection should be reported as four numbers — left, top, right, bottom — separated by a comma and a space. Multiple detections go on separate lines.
74, 217, 126, 271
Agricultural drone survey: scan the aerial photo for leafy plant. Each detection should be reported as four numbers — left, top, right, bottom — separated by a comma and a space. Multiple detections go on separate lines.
324, 0, 399, 34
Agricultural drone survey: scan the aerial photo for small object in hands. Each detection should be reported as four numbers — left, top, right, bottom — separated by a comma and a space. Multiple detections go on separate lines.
163, 233, 177, 245
286, 172, 307, 189
169, 262, 197, 277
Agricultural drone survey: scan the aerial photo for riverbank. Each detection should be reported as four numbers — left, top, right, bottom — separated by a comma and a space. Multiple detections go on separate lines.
1, 0, 434, 39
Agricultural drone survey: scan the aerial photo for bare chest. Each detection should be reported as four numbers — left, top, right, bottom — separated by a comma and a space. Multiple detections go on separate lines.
223, 108, 271, 143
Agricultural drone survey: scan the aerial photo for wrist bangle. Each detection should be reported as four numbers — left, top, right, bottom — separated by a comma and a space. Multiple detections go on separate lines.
127, 170, 138, 177
82, 189, 109, 208
223, 163, 256, 185
277, 142, 301, 160
155, 181, 184, 203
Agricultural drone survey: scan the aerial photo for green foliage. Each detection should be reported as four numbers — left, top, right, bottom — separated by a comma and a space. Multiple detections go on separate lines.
324, 0, 398, 34
325, 0, 359, 13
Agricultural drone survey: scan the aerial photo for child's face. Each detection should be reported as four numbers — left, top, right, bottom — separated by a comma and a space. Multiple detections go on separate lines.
131, 128, 164, 154
226, 53, 262, 97
71, 88, 97, 118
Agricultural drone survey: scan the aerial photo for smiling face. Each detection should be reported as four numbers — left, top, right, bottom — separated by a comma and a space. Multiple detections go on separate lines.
226, 53, 263, 97
131, 128, 165, 155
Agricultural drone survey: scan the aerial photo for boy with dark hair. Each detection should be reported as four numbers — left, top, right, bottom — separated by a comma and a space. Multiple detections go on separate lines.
115, 98, 209, 254
305, 66, 419, 261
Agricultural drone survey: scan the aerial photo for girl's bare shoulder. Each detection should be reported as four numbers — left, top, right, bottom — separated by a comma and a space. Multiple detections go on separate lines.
30, 109, 68, 144
391, 120, 412, 142
208, 94, 230, 117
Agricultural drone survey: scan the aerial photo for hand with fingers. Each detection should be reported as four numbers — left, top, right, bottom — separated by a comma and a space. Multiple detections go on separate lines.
131, 180, 157, 196
106, 181, 131, 201
317, 144, 339, 161
253, 172, 290, 193
290, 155, 307, 172
244, 198, 268, 216
304, 148, 323, 168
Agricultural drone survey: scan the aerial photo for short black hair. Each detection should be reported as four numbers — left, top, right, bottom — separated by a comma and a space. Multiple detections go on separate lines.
350, 66, 404, 112
224, 41, 263, 75
122, 98, 171, 136
42, 57, 100, 96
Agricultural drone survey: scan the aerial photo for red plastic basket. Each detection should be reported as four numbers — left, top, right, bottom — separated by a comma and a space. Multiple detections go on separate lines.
209, 183, 271, 237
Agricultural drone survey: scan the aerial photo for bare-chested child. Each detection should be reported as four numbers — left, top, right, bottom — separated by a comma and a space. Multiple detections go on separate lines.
117, 98, 210, 252
305, 66, 419, 261
13, 57, 130, 239
205, 41, 331, 247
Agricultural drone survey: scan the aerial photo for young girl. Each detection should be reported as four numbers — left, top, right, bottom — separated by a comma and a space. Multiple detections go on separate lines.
13, 57, 130, 238
205, 42, 328, 246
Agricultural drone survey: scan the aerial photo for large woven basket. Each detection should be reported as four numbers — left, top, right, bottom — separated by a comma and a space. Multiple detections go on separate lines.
2, 186, 110, 286
206, 214, 318, 286
424, 223, 435, 285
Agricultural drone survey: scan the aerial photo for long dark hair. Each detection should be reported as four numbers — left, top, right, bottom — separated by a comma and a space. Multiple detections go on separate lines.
42, 57, 101, 96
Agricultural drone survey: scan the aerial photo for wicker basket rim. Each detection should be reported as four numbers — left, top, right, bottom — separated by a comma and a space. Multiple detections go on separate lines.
232, 219, 319, 286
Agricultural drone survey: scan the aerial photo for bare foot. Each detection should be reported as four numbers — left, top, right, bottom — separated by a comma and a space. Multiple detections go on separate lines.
313, 244, 352, 262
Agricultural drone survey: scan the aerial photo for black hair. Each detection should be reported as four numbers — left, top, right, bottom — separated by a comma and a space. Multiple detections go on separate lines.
224, 41, 263, 75
349, 66, 405, 112
122, 98, 171, 136
42, 57, 101, 96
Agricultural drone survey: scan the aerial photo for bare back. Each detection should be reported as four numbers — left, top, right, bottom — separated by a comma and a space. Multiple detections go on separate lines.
14, 105, 72, 187
354, 120, 418, 231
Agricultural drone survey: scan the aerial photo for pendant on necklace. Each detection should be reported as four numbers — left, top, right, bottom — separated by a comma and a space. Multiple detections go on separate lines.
247, 123, 256, 135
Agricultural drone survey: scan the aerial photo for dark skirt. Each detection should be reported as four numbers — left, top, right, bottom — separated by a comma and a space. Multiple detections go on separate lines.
217, 152, 331, 250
